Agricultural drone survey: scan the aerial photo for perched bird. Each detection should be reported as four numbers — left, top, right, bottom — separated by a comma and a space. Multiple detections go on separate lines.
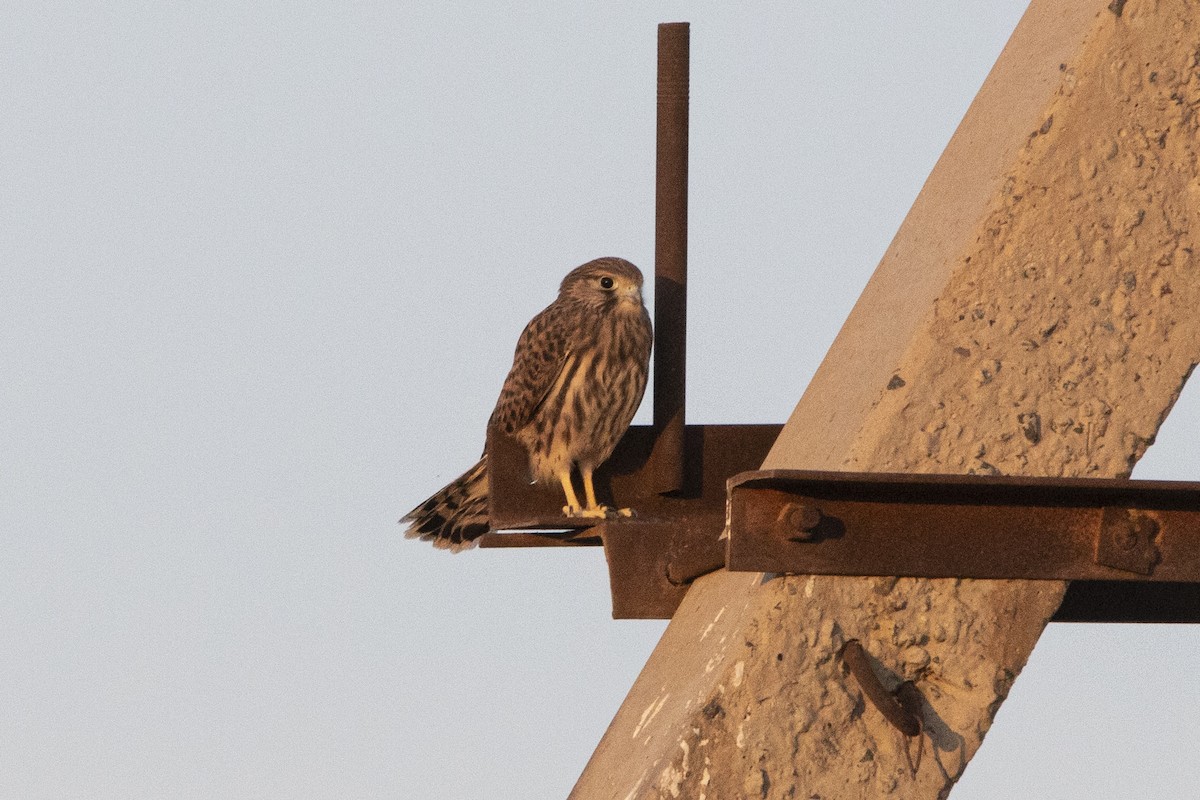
401, 257, 654, 551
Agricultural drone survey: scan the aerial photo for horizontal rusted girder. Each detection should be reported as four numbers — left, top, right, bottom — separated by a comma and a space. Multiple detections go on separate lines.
726, 469, 1200, 582
482, 458, 1200, 622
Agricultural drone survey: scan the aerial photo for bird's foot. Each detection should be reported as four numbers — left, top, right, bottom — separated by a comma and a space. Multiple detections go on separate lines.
563, 505, 636, 520
570, 505, 611, 519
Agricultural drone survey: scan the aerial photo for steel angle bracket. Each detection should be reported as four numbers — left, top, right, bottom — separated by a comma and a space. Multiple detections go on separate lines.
726, 470, 1200, 623
597, 519, 725, 619
477, 424, 778, 619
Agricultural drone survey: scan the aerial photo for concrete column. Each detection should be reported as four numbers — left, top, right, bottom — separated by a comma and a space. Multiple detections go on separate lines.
572, 1, 1200, 797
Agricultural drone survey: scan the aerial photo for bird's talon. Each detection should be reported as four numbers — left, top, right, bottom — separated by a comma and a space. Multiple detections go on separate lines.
563, 504, 625, 520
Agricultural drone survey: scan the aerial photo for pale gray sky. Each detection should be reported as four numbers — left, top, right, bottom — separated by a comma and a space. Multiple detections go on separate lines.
4, 3, 1198, 798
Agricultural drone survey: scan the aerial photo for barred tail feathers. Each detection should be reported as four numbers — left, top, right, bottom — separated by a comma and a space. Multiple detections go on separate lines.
400, 458, 490, 551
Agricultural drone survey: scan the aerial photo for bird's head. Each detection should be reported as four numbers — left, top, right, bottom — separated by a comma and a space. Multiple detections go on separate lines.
559, 257, 645, 311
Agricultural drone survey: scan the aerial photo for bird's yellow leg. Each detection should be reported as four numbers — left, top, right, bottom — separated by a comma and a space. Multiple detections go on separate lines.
580, 466, 633, 519
579, 466, 606, 518
559, 471, 583, 517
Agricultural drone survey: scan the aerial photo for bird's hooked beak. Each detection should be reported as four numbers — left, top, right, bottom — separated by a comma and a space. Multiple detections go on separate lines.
620, 284, 644, 306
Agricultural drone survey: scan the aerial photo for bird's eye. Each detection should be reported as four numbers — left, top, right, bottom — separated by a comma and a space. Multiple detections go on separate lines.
600, 276, 615, 290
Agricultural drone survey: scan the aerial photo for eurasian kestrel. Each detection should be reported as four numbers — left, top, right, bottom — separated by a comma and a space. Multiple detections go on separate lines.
401, 257, 654, 551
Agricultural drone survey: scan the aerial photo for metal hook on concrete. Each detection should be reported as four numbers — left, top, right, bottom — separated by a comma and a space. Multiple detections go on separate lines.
840, 639, 923, 738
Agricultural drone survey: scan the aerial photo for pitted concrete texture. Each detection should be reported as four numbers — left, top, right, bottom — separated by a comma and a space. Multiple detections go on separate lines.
636, 5, 1200, 800
851, 2, 1200, 480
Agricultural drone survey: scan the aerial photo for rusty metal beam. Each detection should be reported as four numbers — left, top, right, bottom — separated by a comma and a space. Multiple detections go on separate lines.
726, 470, 1200, 583
484, 454, 1200, 622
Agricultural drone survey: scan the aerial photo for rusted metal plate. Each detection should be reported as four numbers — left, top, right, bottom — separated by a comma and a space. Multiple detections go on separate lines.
1095, 506, 1161, 575
598, 519, 723, 619
480, 423, 774, 618
480, 423, 781, 535
726, 470, 1200, 582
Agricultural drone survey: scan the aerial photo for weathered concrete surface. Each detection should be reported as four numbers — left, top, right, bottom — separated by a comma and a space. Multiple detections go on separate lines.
573, 1, 1200, 798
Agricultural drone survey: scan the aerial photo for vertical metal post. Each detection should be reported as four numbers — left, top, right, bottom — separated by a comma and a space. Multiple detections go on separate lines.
652, 22, 689, 495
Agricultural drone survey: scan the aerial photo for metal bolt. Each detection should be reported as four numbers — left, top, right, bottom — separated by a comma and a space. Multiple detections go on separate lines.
1115, 526, 1139, 551
776, 502, 822, 541
1097, 507, 1161, 576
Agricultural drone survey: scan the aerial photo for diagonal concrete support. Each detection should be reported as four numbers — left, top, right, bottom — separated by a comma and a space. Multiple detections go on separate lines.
572, 1, 1200, 797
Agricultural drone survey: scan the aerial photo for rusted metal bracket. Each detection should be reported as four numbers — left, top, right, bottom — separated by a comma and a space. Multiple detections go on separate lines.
468, 21, 1200, 629
599, 519, 724, 619
727, 469, 1200, 623
479, 424, 779, 618
483, 464, 1200, 623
